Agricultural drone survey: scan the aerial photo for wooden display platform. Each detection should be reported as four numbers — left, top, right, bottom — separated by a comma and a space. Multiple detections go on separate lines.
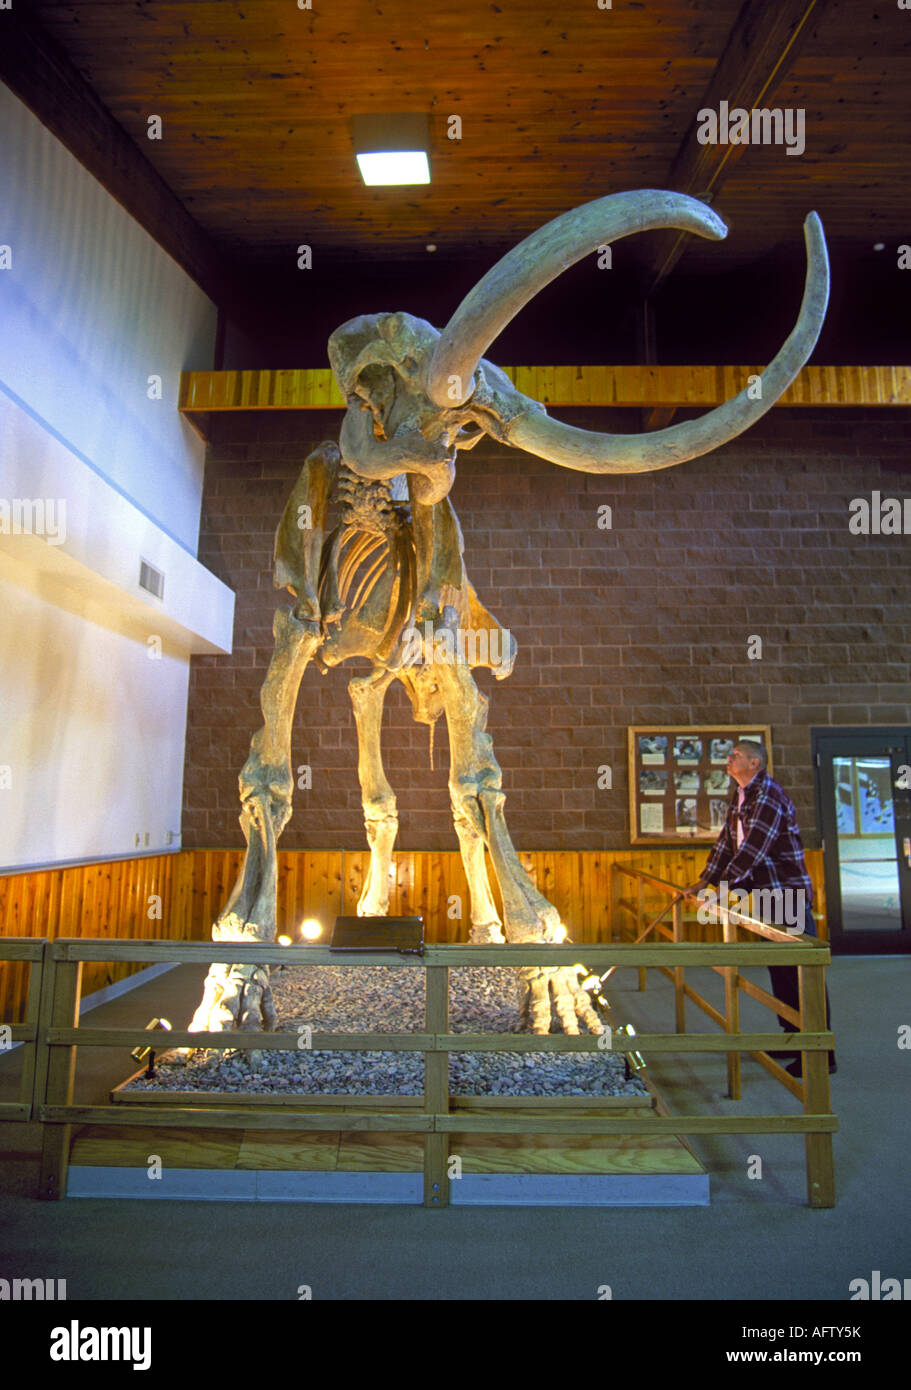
64, 1080, 709, 1205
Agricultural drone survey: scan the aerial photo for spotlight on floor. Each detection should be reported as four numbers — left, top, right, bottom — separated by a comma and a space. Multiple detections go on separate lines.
574, 964, 612, 1014
616, 1023, 646, 1078
130, 1018, 172, 1077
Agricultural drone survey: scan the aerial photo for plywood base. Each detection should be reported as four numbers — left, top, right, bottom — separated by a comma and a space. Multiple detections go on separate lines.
66, 1099, 709, 1206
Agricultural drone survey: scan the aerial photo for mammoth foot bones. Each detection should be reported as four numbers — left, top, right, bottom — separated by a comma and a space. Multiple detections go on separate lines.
518, 965, 607, 1037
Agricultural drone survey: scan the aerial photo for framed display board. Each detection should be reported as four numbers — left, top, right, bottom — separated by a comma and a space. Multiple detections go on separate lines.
627, 725, 773, 845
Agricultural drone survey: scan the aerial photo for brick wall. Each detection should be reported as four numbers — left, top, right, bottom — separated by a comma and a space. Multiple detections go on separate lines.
182, 406, 911, 851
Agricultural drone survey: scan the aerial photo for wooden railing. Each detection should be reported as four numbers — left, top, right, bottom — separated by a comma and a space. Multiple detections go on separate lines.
611, 863, 831, 1105
0, 928, 837, 1209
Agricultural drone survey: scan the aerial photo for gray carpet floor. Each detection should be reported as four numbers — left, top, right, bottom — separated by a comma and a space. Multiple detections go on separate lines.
1, 954, 908, 1301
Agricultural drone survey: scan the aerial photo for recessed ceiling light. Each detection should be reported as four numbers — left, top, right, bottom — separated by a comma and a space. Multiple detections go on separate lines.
356, 151, 430, 186
426, 243, 437, 252
873, 242, 885, 251
352, 113, 431, 186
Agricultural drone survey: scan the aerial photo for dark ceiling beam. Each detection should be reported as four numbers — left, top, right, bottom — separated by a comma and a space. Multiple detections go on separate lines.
643, 0, 830, 298
0, 6, 250, 337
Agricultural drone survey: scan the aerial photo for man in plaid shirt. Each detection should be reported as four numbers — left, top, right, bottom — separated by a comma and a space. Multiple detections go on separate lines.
685, 740, 835, 1076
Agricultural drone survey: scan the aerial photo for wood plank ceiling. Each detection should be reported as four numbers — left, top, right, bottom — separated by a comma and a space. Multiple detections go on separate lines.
24, 0, 911, 275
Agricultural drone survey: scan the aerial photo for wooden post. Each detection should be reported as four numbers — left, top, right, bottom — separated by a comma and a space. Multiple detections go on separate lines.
20, 942, 48, 1117
800, 954, 835, 1208
423, 961, 450, 1208
38, 951, 82, 1200
722, 908, 741, 1101
673, 898, 686, 1036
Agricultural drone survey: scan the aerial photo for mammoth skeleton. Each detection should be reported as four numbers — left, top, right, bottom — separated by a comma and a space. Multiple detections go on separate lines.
188, 190, 829, 1042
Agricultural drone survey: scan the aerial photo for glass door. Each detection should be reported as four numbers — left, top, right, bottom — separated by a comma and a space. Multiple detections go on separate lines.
814, 729, 911, 954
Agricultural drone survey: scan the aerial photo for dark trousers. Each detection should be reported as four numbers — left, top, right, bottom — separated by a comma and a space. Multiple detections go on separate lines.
766, 902, 834, 1055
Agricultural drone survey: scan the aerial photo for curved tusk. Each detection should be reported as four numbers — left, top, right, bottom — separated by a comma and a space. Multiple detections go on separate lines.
505, 212, 829, 474
427, 190, 728, 409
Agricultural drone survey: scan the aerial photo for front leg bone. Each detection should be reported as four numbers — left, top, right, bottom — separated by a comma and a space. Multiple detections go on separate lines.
187, 609, 322, 1047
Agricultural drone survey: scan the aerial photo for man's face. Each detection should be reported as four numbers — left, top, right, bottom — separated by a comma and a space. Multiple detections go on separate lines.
727, 747, 760, 785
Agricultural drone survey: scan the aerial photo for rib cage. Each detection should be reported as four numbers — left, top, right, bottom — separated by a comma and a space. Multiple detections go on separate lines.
333, 525, 390, 612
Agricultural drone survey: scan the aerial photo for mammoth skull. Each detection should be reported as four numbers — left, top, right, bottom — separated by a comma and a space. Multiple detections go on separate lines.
328, 189, 829, 500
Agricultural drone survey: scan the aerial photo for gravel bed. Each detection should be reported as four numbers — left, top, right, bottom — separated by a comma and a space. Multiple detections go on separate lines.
124, 965, 647, 1098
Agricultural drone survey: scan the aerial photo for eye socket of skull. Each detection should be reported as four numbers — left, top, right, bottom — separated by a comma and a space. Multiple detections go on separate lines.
355, 364, 398, 436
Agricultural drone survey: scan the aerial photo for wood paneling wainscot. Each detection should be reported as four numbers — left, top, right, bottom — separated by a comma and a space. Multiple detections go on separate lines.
0, 848, 826, 1023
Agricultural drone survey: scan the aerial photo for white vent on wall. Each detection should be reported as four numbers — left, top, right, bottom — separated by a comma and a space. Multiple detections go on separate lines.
139, 559, 165, 600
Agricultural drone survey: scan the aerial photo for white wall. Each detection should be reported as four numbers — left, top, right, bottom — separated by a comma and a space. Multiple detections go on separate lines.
0, 85, 233, 871
0, 392, 233, 656
0, 548, 192, 864
0, 84, 215, 552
